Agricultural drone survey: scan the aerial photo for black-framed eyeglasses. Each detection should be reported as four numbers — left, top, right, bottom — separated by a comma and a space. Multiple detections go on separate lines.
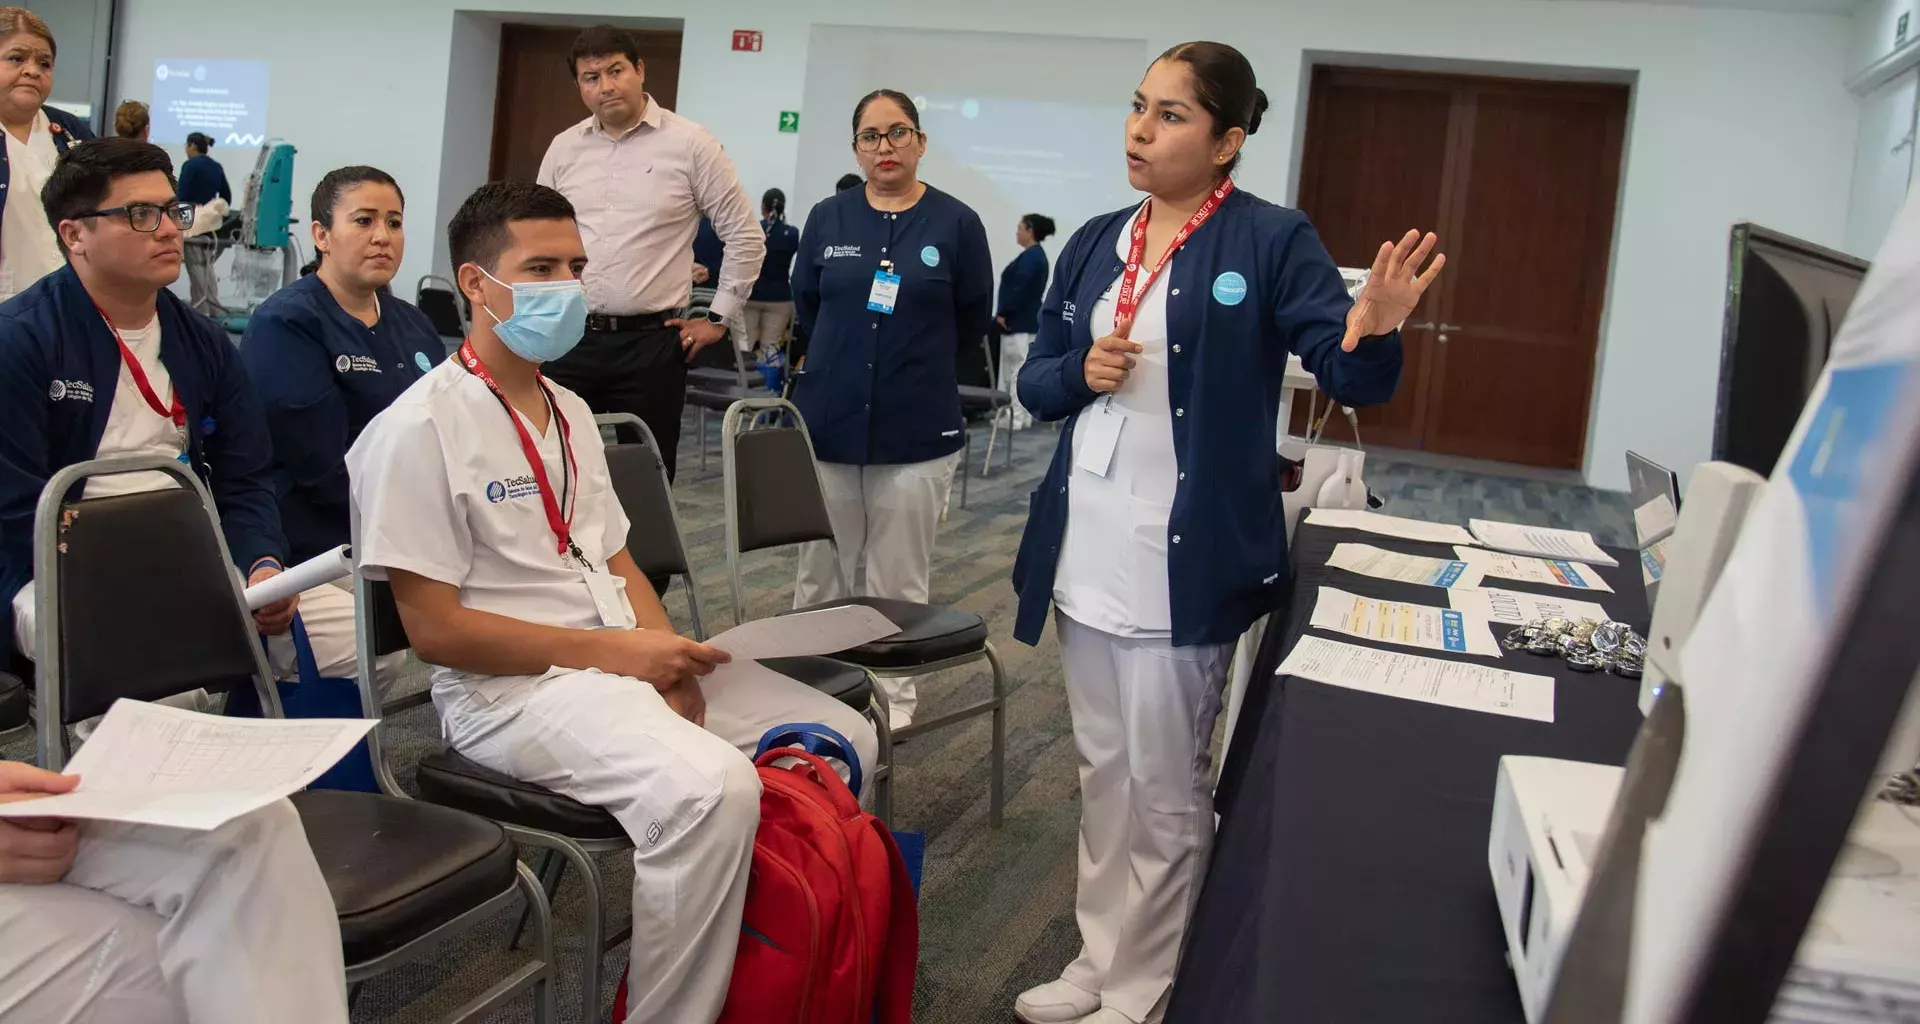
854, 126, 921, 152
70, 201, 195, 233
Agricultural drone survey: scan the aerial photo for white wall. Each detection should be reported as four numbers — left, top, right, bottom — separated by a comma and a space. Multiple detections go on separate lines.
109, 0, 1859, 491
1847, 0, 1919, 259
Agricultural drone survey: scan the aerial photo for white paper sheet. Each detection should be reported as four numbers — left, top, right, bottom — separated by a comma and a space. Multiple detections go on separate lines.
1327, 542, 1475, 588
1447, 587, 1613, 628
243, 545, 353, 610
0, 700, 375, 830
1278, 635, 1555, 722
1468, 519, 1619, 567
705, 605, 901, 662
1309, 586, 1501, 657
1304, 508, 1481, 547
1453, 546, 1615, 594
1633, 494, 1679, 547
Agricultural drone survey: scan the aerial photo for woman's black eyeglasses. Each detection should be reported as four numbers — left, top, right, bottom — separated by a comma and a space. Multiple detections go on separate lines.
854, 126, 921, 152
69, 201, 196, 233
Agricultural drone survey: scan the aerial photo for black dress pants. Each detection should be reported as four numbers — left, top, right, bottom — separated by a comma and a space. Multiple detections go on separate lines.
543, 321, 688, 480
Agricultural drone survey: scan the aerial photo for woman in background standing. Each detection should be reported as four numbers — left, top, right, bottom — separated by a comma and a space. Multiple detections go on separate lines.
791, 88, 993, 729
741, 187, 800, 357
178, 132, 232, 206
996, 212, 1054, 429
112, 100, 148, 141
0, 6, 92, 302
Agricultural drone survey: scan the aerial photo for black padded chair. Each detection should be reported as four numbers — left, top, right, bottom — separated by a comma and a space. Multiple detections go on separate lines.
956, 336, 1016, 508
720, 398, 1007, 825
0, 672, 27, 742
32, 455, 553, 1024
596, 412, 896, 821
684, 307, 765, 473
416, 274, 467, 355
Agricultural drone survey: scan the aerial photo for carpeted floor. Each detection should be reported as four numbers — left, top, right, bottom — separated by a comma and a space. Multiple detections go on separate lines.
3, 417, 1637, 1024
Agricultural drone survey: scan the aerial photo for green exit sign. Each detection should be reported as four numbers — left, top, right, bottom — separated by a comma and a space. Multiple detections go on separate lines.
1900, 11, 1911, 46
778, 110, 800, 133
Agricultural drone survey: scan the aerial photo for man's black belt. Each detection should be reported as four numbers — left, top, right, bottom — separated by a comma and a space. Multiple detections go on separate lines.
586, 311, 671, 332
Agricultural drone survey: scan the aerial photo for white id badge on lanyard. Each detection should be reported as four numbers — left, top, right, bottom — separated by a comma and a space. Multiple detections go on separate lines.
581, 569, 635, 628
1074, 401, 1125, 478
867, 270, 901, 314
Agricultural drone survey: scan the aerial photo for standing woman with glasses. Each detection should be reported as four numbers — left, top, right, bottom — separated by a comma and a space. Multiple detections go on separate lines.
790, 88, 993, 730
0, 6, 93, 303
1009, 42, 1444, 1024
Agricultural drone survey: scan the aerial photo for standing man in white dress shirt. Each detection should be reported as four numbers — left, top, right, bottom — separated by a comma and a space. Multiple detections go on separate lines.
536, 25, 764, 481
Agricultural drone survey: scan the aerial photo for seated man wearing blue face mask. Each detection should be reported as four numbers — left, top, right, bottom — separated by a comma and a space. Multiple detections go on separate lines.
347, 182, 877, 1023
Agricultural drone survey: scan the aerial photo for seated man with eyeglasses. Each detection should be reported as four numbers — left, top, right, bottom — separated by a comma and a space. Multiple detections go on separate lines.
0, 138, 370, 695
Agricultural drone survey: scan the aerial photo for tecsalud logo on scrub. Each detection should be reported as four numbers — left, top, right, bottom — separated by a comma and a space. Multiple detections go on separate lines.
486, 475, 540, 503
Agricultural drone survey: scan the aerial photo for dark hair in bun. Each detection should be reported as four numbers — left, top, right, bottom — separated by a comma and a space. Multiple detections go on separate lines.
1022, 213, 1056, 242
1158, 41, 1265, 175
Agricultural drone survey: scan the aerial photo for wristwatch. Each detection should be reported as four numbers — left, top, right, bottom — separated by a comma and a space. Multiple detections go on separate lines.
706, 311, 726, 326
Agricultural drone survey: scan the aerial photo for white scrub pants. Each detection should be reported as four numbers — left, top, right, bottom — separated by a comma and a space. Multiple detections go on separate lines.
793, 453, 960, 728
1056, 612, 1232, 1024
436, 664, 877, 1024
740, 300, 793, 355
998, 332, 1036, 430
0, 799, 348, 1024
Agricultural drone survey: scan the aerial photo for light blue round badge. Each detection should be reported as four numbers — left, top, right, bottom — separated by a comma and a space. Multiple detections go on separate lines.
921, 245, 941, 268
1212, 271, 1248, 306
415, 350, 433, 372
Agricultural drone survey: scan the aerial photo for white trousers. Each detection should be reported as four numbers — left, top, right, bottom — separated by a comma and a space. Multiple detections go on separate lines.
437, 664, 877, 1024
0, 799, 347, 1024
998, 332, 1035, 430
1057, 612, 1232, 1024
13, 579, 368, 684
740, 300, 793, 354
793, 454, 960, 727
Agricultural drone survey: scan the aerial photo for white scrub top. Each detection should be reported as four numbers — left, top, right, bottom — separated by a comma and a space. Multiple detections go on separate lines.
86, 318, 187, 498
348, 359, 638, 701
0, 111, 67, 302
1053, 201, 1179, 638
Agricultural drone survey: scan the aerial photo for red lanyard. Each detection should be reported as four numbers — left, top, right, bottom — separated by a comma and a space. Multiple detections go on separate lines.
458, 341, 581, 562
95, 303, 185, 434
1114, 177, 1235, 326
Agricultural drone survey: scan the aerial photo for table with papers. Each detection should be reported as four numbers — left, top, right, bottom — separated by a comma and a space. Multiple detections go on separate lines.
1166, 520, 1649, 1024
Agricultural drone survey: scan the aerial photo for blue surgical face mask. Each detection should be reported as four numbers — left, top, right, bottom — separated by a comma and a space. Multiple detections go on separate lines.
478, 267, 588, 363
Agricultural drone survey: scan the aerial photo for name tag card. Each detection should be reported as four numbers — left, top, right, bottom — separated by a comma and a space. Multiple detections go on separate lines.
581, 569, 635, 629
867, 271, 901, 314
1074, 403, 1125, 478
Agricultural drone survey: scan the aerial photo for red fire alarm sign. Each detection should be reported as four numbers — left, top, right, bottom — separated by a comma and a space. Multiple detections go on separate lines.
731, 30, 763, 52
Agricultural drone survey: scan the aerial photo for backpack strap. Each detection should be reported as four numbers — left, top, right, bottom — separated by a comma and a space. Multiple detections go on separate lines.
754, 746, 862, 819
871, 818, 920, 1024
289, 613, 322, 686
755, 722, 863, 801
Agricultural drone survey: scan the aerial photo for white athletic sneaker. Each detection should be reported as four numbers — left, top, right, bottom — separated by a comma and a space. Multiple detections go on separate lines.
1014, 978, 1102, 1024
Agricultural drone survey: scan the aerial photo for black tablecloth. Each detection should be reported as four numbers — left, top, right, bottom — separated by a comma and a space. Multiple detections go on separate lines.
1166, 523, 1649, 1024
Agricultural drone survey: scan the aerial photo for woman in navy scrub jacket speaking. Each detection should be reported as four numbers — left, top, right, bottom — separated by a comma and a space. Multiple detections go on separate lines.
241, 166, 442, 562
1008, 42, 1446, 1024
791, 89, 993, 730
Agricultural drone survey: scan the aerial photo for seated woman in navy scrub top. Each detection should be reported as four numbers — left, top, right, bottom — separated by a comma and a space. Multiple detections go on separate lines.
791, 88, 993, 729
1008, 42, 1446, 1024
241, 166, 442, 563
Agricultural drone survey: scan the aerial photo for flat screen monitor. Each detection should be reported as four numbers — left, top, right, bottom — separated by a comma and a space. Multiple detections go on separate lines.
1711, 224, 1870, 477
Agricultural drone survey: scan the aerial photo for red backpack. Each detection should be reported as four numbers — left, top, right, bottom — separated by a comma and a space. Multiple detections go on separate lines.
611, 725, 917, 1024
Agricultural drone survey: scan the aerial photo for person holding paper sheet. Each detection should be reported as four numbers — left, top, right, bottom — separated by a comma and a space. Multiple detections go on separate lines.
788, 88, 994, 730
1008, 42, 1446, 1024
0, 762, 348, 1024
0, 139, 369, 689
348, 182, 876, 1024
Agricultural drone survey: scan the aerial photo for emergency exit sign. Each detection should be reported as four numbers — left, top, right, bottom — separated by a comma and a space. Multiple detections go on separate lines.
732, 29, 763, 52
778, 111, 800, 133
1899, 12, 1910, 46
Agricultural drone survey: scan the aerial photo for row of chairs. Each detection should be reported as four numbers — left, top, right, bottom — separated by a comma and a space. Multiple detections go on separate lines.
14, 396, 1007, 1024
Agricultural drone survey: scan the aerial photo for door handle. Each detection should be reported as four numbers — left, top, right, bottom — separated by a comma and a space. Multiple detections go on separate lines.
1404, 319, 1437, 332
1438, 323, 1463, 344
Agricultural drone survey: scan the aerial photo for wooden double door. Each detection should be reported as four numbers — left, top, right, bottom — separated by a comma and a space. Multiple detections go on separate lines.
489, 24, 684, 183
1292, 67, 1628, 469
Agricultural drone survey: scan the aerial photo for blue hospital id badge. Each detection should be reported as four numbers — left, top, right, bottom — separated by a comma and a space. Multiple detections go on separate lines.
867, 270, 901, 314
